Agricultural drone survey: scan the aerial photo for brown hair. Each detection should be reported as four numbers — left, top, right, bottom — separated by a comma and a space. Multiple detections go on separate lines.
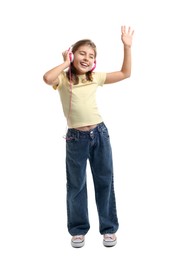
66, 39, 97, 85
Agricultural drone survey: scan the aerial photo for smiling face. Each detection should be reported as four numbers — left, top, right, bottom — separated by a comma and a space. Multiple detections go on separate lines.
73, 44, 96, 75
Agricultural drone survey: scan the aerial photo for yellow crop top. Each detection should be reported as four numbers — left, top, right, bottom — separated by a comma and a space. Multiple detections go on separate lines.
55, 71, 106, 128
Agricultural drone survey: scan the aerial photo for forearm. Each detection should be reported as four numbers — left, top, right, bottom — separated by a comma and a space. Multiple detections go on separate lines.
104, 45, 132, 84
43, 61, 69, 85
120, 45, 132, 77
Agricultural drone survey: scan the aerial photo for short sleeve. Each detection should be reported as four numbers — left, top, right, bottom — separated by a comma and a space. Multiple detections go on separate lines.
93, 72, 106, 86
52, 71, 67, 90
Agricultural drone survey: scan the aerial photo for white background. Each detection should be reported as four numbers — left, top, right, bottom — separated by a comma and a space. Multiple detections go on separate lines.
0, 0, 181, 259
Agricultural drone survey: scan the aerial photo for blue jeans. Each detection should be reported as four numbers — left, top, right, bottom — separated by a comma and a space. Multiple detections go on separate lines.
66, 122, 119, 236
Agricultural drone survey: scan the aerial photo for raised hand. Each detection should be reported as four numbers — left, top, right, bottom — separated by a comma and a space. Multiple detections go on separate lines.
121, 26, 134, 48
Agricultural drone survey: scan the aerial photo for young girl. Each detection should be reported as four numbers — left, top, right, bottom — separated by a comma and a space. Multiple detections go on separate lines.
43, 26, 134, 248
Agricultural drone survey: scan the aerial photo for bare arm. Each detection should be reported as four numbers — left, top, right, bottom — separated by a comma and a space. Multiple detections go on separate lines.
43, 51, 71, 87
105, 26, 134, 84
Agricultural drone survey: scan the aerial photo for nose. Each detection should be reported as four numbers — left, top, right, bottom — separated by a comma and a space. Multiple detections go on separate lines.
83, 55, 89, 61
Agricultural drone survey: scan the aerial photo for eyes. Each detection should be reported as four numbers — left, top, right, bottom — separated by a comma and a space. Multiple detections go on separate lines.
79, 51, 94, 60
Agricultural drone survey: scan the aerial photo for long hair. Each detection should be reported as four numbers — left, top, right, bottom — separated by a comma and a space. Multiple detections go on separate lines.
66, 39, 97, 85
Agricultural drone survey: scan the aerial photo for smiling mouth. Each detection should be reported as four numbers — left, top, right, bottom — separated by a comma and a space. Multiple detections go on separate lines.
80, 62, 89, 68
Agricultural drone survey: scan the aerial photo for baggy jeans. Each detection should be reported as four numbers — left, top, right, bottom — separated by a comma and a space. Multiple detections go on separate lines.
66, 122, 119, 236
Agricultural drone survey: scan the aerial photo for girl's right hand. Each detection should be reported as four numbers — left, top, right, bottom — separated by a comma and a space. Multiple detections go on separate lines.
62, 50, 71, 66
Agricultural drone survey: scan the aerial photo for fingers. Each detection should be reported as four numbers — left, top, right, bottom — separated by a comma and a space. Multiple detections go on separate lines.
121, 25, 126, 34
121, 25, 134, 35
62, 50, 68, 56
62, 50, 69, 59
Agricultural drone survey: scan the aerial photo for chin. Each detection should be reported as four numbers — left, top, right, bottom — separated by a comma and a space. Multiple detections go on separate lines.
78, 69, 89, 74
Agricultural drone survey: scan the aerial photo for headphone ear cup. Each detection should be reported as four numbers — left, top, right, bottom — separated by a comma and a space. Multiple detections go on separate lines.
90, 60, 96, 71
69, 52, 74, 62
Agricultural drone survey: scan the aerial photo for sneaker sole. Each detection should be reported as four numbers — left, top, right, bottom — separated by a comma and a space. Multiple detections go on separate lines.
71, 240, 85, 248
103, 239, 117, 247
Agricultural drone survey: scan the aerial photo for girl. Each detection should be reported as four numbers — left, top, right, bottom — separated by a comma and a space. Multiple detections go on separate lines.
43, 26, 134, 248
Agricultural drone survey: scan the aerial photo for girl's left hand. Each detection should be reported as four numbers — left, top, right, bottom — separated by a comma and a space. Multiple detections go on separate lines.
121, 26, 134, 47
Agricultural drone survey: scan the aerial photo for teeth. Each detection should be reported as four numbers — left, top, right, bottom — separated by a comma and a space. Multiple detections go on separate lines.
81, 62, 88, 67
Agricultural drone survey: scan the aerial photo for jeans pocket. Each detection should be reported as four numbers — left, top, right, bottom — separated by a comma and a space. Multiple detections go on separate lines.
66, 131, 76, 143
101, 125, 110, 140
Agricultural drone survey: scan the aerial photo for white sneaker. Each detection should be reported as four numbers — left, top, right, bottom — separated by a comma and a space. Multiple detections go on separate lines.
103, 233, 117, 247
71, 235, 85, 248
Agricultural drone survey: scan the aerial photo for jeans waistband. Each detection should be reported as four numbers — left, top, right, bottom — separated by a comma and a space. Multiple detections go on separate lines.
67, 122, 105, 139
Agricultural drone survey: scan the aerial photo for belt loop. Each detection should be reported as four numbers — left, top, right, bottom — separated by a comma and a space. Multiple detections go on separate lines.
98, 122, 103, 132
76, 131, 79, 140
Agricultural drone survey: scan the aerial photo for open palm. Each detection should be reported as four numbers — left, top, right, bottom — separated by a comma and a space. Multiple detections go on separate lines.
121, 26, 134, 47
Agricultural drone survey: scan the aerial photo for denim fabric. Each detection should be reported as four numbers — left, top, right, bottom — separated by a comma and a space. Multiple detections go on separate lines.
66, 122, 119, 236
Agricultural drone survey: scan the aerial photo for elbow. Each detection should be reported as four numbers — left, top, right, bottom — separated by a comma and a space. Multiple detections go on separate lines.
121, 68, 131, 80
127, 72, 131, 78
43, 74, 52, 85
124, 72, 131, 79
